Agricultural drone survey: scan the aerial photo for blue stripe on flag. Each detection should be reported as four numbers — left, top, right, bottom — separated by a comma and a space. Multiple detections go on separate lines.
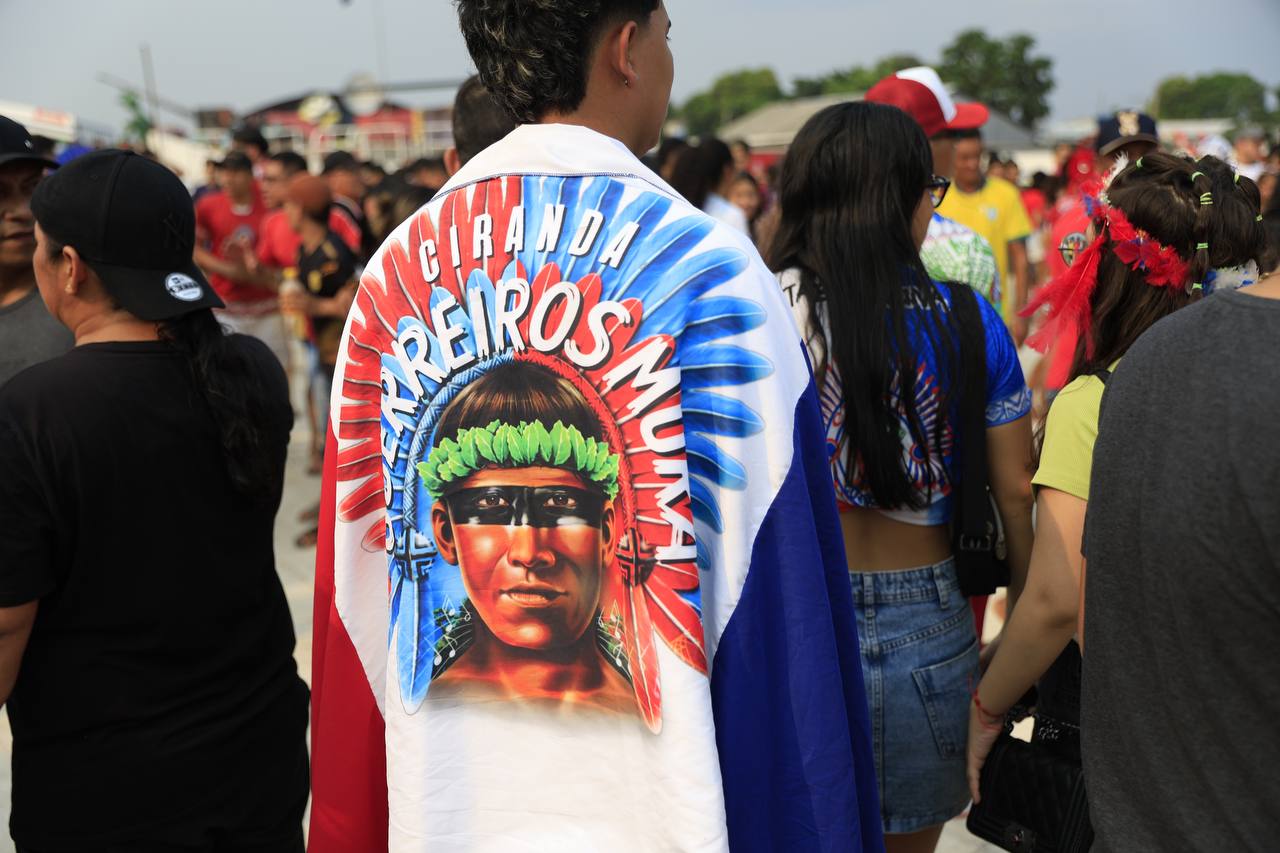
710, 378, 885, 853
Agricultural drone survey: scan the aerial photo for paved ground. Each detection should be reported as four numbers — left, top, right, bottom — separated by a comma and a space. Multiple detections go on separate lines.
0, 415, 1002, 852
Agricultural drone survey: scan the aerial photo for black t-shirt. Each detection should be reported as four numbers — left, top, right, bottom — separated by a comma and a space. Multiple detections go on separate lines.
1082, 290, 1280, 852
298, 230, 357, 367
0, 336, 308, 848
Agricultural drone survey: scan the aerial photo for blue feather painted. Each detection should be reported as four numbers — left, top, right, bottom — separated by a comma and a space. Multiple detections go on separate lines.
682, 390, 766, 438
687, 431, 750, 490
679, 345, 774, 389
675, 297, 768, 348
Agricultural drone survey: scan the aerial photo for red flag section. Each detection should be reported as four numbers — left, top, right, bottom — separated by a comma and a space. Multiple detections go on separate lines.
308, 428, 389, 852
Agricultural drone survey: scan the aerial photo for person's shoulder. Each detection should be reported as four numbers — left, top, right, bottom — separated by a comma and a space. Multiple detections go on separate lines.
0, 349, 84, 410
1052, 372, 1106, 420
196, 190, 227, 213
226, 332, 282, 369
984, 176, 1021, 200
1111, 294, 1230, 382
940, 277, 1004, 328
327, 231, 358, 264
776, 266, 806, 309
261, 208, 287, 230
928, 212, 976, 239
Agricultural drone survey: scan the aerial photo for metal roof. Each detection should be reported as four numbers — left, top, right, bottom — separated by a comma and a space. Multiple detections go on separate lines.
717, 92, 1040, 152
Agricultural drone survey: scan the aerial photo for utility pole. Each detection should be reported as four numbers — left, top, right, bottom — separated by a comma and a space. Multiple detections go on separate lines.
140, 43, 161, 154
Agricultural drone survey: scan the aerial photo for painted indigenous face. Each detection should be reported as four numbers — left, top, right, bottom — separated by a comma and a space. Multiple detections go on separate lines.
433, 466, 616, 651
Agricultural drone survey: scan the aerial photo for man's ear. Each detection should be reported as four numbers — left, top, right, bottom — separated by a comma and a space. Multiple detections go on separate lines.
443, 147, 462, 178
599, 501, 617, 564
606, 20, 640, 89
432, 503, 458, 564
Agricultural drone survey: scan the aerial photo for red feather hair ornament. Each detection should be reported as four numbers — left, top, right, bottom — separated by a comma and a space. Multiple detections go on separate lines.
1022, 197, 1191, 354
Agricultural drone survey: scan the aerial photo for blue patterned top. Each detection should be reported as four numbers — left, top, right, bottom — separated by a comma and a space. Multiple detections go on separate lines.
780, 269, 1031, 526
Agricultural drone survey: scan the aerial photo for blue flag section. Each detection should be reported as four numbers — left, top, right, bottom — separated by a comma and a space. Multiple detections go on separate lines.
712, 380, 884, 853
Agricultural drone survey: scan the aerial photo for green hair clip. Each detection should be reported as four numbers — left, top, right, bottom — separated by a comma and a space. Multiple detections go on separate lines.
1191, 283, 1205, 292
1136, 157, 1144, 168
1199, 192, 1214, 206
417, 419, 621, 500
1190, 171, 1206, 181
1196, 242, 1209, 251
1234, 173, 1241, 184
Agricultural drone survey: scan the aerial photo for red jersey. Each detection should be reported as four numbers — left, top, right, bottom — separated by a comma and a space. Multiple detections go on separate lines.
257, 208, 362, 271
195, 192, 270, 306
1043, 199, 1092, 390
1020, 188, 1048, 228
331, 196, 368, 260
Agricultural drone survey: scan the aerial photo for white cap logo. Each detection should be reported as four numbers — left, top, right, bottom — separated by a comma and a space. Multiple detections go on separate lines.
165, 272, 203, 302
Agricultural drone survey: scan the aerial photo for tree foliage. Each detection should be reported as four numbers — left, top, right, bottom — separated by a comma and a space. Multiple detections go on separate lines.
674, 30, 1056, 136
119, 91, 153, 143
937, 30, 1054, 128
792, 54, 923, 98
678, 68, 784, 136
1150, 73, 1268, 122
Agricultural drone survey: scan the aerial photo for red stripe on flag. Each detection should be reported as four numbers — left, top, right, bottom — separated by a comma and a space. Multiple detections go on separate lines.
308, 427, 389, 852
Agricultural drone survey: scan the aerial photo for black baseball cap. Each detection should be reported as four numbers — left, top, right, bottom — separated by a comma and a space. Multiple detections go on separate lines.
30, 149, 224, 321
322, 150, 359, 174
0, 115, 59, 170
1096, 110, 1159, 156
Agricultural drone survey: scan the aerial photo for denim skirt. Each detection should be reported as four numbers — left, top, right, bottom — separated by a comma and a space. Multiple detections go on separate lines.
851, 558, 979, 834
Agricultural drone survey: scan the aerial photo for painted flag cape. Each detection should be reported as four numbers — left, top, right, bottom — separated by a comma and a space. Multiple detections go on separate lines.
309, 123, 884, 853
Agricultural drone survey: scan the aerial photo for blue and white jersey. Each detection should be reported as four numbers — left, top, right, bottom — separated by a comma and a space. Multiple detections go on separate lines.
780, 268, 1030, 526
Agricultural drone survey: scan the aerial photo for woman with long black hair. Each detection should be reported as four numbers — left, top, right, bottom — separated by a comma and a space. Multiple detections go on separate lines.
0, 150, 308, 852
769, 102, 1035, 852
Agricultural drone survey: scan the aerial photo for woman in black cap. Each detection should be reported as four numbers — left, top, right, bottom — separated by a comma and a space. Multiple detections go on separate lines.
0, 149, 308, 852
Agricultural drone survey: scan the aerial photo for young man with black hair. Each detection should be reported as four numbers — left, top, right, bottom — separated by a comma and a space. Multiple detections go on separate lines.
232, 124, 270, 178
443, 74, 518, 175
310, 3, 882, 852
0, 116, 72, 386
194, 151, 287, 366
865, 67, 1001, 309
939, 128, 1034, 341
321, 150, 374, 261
280, 173, 357, 483
255, 151, 358, 286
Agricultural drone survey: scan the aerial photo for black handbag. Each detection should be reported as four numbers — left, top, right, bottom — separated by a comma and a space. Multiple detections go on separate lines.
966, 704, 1094, 853
947, 284, 1010, 597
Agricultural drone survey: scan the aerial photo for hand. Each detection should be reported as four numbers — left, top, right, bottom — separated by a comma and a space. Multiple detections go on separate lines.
280, 286, 313, 316
967, 698, 1004, 803
222, 242, 253, 279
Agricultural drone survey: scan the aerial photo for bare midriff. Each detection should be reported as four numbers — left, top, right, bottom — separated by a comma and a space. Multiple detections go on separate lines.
839, 506, 951, 573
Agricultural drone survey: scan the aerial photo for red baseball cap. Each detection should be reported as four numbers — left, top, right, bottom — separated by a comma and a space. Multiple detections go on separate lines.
865, 67, 989, 138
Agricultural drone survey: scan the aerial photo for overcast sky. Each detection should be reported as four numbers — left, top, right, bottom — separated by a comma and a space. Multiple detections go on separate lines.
3, 0, 1279, 134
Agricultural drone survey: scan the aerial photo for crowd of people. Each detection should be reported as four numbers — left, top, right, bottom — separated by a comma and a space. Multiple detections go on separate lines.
0, 1, 1279, 851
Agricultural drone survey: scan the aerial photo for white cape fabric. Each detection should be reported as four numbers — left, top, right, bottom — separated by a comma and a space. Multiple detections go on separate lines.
309, 123, 883, 853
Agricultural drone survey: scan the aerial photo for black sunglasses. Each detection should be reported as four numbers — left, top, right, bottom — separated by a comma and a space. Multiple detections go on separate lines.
926, 175, 951, 208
